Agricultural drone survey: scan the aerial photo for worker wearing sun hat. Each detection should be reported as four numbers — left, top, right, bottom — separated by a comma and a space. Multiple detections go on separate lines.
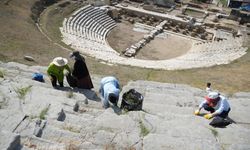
47, 57, 71, 87
194, 92, 231, 119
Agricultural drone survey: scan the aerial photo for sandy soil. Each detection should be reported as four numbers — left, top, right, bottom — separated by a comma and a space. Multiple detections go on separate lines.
136, 35, 192, 60
107, 21, 144, 53
107, 21, 193, 60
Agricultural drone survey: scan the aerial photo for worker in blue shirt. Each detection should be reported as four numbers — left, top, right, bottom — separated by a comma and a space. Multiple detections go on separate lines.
99, 76, 120, 108
195, 92, 231, 119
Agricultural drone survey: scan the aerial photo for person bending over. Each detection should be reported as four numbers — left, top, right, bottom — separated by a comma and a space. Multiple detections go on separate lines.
99, 76, 120, 108
195, 92, 231, 119
47, 57, 70, 88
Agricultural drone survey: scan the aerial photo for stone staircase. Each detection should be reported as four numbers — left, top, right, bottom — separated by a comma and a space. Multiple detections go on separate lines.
1, 62, 250, 149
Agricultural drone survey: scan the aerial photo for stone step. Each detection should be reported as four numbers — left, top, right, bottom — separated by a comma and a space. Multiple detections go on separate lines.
21, 136, 66, 150
0, 130, 22, 150
40, 125, 82, 146
143, 133, 220, 150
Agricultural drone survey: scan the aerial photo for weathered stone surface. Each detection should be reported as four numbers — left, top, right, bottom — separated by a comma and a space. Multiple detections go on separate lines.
0, 130, 21, 150
0, 62, 250, 149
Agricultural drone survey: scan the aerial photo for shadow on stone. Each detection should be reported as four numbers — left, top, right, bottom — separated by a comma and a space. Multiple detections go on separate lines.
53, 86, 72, 91
110, 105, 122, 115
209, 116, 232, 128
72, 88, 101, 102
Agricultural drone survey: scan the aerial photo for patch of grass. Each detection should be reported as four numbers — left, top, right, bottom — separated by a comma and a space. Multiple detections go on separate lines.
139, 120, 150, 137
121, 109, 129, 115
209, 127, 218, 137
220, 0, 228, 6
66, 142, 80, 150
98, 127, 114, 133
0, 69, 4, 78
67, 91, 74, 98
0, 97, 8, 109
14, 85, 32, 100
185, 9, 205, 18
39, 1, 84, 47
63, 124, 80, 133
29, 115, 38, 120
39, 105, 50, 120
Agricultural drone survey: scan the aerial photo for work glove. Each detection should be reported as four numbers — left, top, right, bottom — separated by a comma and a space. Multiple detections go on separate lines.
194, 110, 200, 115
63, 70, 69, 76
204, 114, 213, 119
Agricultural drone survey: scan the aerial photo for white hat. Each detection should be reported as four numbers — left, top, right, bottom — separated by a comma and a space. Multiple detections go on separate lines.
205, 92, 220, 103
52, 57, 68, 67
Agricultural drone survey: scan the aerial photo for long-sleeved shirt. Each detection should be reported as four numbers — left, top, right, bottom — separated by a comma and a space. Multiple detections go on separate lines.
199, 95, 230, 114
47, 63, 70, 82
99, 76, 120, 107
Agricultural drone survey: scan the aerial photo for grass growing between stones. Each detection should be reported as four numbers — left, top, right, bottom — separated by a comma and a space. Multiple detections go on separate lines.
209, 127, 218, 137
0, 98, 8, 109
67, 91, 74, 98
139, 120, 150, 137
14, 85, 32, 100
39, 105, 50, 120
63, 124, 80, 133
0, 69, 4, 78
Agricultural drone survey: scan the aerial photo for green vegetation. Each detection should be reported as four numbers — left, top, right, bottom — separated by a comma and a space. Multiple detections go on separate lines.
98, 127, 114, 133
209, 127, 218, 137
139, 120, 150, 137
185, 9, 205, 18
67, 91, 74, 98
39, 105, 50, 120
30, 0, 58, 23
39, 1, 83, 48
122, 109, 129, 114
0, 97, 8, 109
29, 115, 38, 120
0, 69, 4, 78
63, 124, 81, 133
220, 0, 228, 7
14, 85, 32, 100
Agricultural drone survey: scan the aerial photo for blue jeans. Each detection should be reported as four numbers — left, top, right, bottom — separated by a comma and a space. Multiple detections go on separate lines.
203, 103, 230, 118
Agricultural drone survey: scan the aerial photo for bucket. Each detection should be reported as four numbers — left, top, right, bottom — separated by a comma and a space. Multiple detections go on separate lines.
120, 89, 144, 111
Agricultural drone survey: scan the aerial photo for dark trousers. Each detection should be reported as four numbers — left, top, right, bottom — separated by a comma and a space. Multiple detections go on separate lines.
203, 103, 230, 118
50, 75, 63, 87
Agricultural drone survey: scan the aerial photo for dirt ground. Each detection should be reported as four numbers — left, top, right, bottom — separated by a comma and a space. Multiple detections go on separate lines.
137, 35, 192, 60
0, 0, 70, 66
107, 21, 144, 53
107, 21, 192, 60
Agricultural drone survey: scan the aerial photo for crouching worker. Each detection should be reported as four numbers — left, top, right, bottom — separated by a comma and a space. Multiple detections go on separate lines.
194, 92, 231, 120
99, 76, 120, 109
47, 57, 71, 88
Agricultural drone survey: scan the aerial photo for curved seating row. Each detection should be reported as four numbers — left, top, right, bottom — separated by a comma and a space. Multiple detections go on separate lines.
60, 6, 247, 70
62, 5, 116, 44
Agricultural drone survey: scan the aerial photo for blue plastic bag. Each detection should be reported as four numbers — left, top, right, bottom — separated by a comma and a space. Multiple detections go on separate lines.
32, 73, 44, 82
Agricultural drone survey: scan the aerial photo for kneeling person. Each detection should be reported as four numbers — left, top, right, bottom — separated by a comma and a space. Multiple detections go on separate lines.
195, 92, 231, 119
